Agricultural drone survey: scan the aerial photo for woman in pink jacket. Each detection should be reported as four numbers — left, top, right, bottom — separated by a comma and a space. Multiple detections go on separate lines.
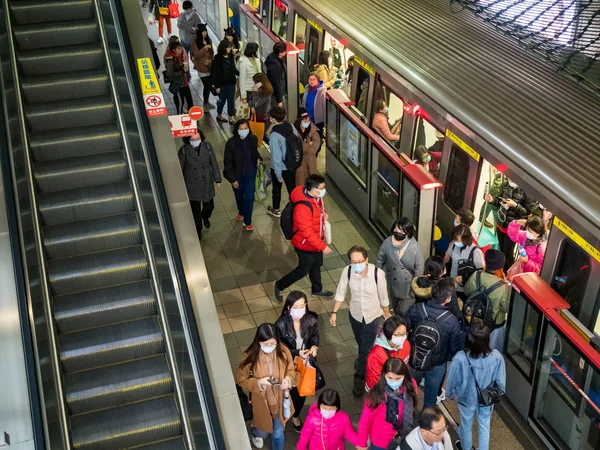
357, 358, 417, 450
296, 389, 358, 450
507, 216, 547, 275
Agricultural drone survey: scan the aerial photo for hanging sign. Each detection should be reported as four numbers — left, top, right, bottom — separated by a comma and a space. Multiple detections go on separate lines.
169, 114, 198, 138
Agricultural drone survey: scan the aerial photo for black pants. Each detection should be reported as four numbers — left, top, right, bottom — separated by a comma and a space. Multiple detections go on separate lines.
190, 199, 214, 238
277, 248, 323, 293
349, 314, 383, 379
174, 86, 193, 114
271, 168, 296, 210
290, 387, 305, 419
200, 75, 212, 104
496, 229, 515, 270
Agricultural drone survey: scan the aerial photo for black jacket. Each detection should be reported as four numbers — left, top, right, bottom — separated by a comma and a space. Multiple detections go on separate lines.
492, 182, 534, 228
265, 52, 286, 103
149, 38, 160, 71
223, 134, 261, 183
275, 312, 319, 359
211, 52, 238, 88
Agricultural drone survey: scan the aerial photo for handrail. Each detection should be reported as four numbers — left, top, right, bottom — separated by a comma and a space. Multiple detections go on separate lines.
92, 1, 195, 448
0, 0, 71, 447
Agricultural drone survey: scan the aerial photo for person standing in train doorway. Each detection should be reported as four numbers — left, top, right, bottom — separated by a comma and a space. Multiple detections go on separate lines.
301, 73, 327, 139
266, 41, 287, 108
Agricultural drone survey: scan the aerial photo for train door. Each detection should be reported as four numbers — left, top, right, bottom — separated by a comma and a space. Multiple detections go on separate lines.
304, 20, 322, 84
293, 13, 308, 103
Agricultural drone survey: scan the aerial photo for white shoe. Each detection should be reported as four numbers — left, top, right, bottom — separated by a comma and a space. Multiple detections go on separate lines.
157, 37, 165, 44
436, 387, 446, 404
419, 378, 425, 387
251, 436, 263, 448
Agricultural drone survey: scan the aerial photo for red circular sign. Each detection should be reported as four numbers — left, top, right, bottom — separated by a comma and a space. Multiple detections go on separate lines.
188, 106, 204, 120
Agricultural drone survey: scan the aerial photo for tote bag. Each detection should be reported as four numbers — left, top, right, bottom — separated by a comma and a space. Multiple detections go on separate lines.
249, 113, 265, 147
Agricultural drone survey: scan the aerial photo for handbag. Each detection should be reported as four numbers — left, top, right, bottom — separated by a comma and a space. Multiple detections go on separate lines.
168, 80, 181, 95
467, 357, 504, 406
295, 355, 325, 396
168, 1, 180, 18
235, 97, 250, 120
158, 6, 169, 15
249, 113, 265, 146
506, 257, 525, 281
162, 70, 171, 83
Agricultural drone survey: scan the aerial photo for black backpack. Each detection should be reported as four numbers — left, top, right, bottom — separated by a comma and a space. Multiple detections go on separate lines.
410, 304, 451, 372
280, 200, 312, 240
462, 271, 504, 327
280, 125, 304, 171
456, 245, 478, 283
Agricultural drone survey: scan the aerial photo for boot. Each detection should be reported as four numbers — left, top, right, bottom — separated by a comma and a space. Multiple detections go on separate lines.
352, 375, 365, 396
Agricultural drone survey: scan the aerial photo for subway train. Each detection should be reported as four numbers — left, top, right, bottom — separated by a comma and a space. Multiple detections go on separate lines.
233, 0, 600, 448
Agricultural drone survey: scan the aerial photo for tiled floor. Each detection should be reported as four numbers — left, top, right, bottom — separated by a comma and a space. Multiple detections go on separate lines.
143, 5, 527, 450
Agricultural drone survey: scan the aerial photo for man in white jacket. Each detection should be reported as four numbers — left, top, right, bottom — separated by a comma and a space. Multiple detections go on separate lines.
393, 407, 453, 450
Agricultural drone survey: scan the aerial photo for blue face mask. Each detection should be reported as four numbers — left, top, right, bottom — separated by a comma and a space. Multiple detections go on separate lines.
386, 378, 404, 391
351, 262, 365, 273
301, 121, 310, 129
455, 241, 465, 248
453, 220, 459, 227
238, 129, 250, 139
385, 106, 389, 114
423, 155, 432, 163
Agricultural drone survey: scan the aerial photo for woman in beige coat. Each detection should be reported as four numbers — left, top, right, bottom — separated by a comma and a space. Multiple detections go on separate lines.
237, 323, 299, 450
293, 108, 321, 186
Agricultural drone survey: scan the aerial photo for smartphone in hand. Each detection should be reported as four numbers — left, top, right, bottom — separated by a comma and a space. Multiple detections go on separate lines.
268, 377, 280, 385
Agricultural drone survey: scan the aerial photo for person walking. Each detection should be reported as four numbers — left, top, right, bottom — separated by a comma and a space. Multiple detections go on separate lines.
356, 358, 417, 450
236, 323, 299, 450
212, 39, 239, 124
191, 23, 215, 108
293, 107, 320, 186
447, 324, 506, 450
296, 389, 358, 450
331, 245, 391, 396
407, 279, 464, 408
178, 131, 221, 240
273, 174, 335, 301
266, 41, 287, 107
177, 1, 203, 54
238, 42, 261, 103
148, 0, 172, 44
164, 37, 193, 114
275, 291, 319, 432
391, 408, 453, 450
377, 217, 424, 315
223, 119, 261, 231
301, 73, 327, 138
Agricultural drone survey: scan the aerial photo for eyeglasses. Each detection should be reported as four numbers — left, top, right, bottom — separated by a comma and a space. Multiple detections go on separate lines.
425, 425, 448, 436
350, 259, 366, 264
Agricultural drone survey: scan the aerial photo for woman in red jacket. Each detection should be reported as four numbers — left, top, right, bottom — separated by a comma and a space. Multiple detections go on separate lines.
365, 315, 410, 391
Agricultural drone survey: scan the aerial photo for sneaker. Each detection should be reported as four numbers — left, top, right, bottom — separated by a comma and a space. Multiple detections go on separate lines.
267, 206, 281, 217
156, 37, 165, 44
436, 387, 446, 404
235, 214, 244, 221
352, 376, 365, 396
245, 224, 254, 231
455, 440, 473, 450
251, 436, 264, 448
273, 281, 283, 303
203, 218, 211, 229
419, 378, 425, 387
312, 290, 334, 298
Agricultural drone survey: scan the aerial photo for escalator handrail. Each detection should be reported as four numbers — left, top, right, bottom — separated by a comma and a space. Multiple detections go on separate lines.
95, 1, 226, 448
0, 0, 71, 447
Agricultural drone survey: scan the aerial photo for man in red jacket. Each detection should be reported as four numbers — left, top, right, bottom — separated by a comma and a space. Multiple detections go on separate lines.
274, 174, 334, 301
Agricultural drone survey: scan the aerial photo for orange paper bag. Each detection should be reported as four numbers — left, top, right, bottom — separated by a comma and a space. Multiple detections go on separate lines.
295, 356, 317, 397
249, 113, 265, 147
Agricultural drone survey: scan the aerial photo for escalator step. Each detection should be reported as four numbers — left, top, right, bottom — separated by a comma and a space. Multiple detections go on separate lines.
48, 246, 148, 296
133, 437, 186, 450
22, 69, 109, 104
70, 396, 181, 449
10, 0, 94, 25
38, 181, 134, 226
54, 280, 154, 333
60, 316, 163, 373
13, 19, 98, 51
64, 355, 172, 415
30, 123, 120, 162
17, 43, 103, 77
25, 95, 115, 133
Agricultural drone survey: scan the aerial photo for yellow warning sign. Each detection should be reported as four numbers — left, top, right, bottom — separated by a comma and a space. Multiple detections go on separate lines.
553, 217, 600, 263
307, 18, 323, 33
137, 57, 161, 95
445, 129, 480, 162
354, 56, 375, 76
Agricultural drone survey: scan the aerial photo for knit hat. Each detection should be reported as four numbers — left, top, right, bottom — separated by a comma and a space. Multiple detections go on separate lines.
485, 249, 505, 272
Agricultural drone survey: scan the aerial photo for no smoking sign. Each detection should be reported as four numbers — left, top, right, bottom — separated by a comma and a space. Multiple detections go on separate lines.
143, 93, 167, 117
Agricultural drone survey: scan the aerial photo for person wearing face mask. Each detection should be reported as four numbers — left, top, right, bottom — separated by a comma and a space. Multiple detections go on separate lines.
212, 40, 239, 124
248, 73, 273, 127
293, 108, 320, 186
223, 119, 261, 231
506, 216, 547, 277
191, 23, 214, 108
391, 407, 453, 450
357, 358, 417, 450
236, 323, 299, 450
275, 291, 319, 432
366, 315, 411, 391
178, 130, 221, 240
332, 246, 391, 396
297, 389, 358, 450
377, 217, 424, 315
372, 98, 401, 143
443, 224, 485, 298
314, 50, 337, 88
177, 1, 203, 54
301, 73, 327, 138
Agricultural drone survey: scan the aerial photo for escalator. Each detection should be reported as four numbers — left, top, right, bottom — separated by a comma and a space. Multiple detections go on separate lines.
1, 0, 216, 448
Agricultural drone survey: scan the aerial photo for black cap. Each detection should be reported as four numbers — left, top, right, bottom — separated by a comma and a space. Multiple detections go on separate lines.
298, 107, 309, 118
485, 249, 505, 272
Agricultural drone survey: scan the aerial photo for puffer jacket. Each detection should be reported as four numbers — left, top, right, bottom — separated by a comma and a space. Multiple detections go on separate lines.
289, 185, 327, 252
314, 63, 335, 88
297, 403, 358, 450
366, 333, 411, 390
507, 220, 547, 274
237, 55, 260, 99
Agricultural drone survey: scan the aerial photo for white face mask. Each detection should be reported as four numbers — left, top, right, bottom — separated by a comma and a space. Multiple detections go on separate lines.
391, 335, 407, 348
320, 408, 336, 419
190, 139, 201, 148
290, 308, 305, 320
525, 230, 535, 240
260, 344, 276, 354
314, 188, 326, 198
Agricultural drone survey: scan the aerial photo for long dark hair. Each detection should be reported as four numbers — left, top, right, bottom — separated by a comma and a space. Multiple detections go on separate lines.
239, 323, 287, 370
367, 358, 417, 408
224, 27, 240, 49
195, 24, 211, 49
279, 291, 315, 340
317, 50, 330, 66
465, 323, 492, 359
217, 39, 232, 56
252, 73, 273, 97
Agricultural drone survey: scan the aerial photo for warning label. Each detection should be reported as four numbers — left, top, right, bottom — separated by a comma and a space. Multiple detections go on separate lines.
143, 94, 167, 117
169, 114, 198, 138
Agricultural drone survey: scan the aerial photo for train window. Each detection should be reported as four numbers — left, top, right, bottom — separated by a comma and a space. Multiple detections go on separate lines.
413, 116, 444, 178
339, 113, 368, 188
271, 0, 288, 40
354, 68, 369, 115
551, 240, 591, 321
373, 148, 400, 235
401, 177, 420, 233
444, 145, 470, 211
506, 290, 541, 379
304, 26, 320, 81
372, 81, 402, 147
326, 100, 339, 156
294, 15, 307, 61
260, 0, 272, 24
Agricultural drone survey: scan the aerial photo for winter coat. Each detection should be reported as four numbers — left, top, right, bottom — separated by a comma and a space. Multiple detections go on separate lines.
314, 63, 335, 88
248, 91, 271, 119
211, 53, 238, 88
302, 81, 327, 124
297, 403, 358, 450
236, 346, 299, 433
507, 220, 547, 274
294, 122, 320, 186
191, 40, 214, 74
177, 10, 203, 43
265, 52, 286, 103
237, 55, 260, 99
395, 427, 453, 450
289, 185, 327, 253
410, 276, 439, 303
223, 134, 260, 184
464, 270, 511, 327
366, 334, 411, 391
178, 142, 221, 202
275, 312, 319, 359
492, 182, 534, 230
407, 300, 464, 366
372, 112, 400, 141
357, 380, 418, 448
377, 236, 424, 299
446, 349, 506, 409
164, 49, 189, 87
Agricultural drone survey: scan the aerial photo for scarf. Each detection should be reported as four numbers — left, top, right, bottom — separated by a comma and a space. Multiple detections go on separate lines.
385, 385, 414, 438
257, 350, 281, 416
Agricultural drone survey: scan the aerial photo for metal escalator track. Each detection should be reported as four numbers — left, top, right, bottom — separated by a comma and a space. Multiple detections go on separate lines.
6, 0, 187, 448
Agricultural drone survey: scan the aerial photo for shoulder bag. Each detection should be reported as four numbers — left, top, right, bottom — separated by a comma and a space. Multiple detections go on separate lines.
467, 357, 504, 406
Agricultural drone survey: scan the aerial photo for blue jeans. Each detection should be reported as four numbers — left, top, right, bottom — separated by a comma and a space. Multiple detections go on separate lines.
489, 326, 505, 351
458, 402, 493, 450
411, 363, 447, 408
181, 40, 191, 55
217, 83, 236, 116
234, 170, 256, 226
252, 417, 284, 450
